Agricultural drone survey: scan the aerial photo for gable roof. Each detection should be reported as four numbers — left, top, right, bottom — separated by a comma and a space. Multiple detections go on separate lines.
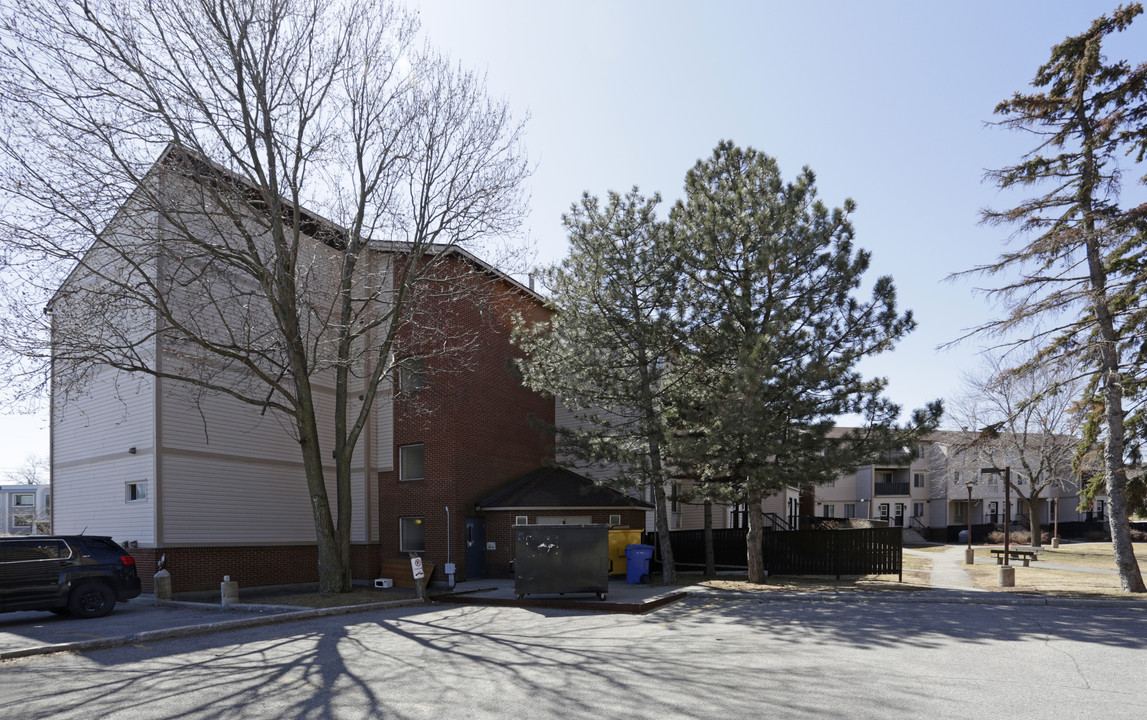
475, 467, 654, 511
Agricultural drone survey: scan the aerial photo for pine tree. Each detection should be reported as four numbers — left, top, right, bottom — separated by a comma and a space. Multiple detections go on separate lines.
669, 141, 939, 583
513, 189, 685, 582
963, 5, 1147, 592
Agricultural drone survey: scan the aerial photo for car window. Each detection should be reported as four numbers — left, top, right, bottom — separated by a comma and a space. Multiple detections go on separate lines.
0, 539, 70, 563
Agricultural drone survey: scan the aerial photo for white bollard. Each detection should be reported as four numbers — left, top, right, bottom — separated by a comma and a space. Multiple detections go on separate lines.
154, 568, 172, 604
221, 575, 239, 608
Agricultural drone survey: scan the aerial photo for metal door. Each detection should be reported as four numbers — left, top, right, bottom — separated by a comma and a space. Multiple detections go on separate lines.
464, 517, 486, 580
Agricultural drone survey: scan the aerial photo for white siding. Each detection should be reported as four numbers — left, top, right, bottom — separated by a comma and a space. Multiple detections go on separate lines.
53, 454, 155, 544
53, 361, 157, 543
374, 377, 394, 471
159, 374, 372, 544
161, 453, 368, 544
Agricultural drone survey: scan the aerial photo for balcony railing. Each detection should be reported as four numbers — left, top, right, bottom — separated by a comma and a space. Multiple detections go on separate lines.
873, 481, 910, 496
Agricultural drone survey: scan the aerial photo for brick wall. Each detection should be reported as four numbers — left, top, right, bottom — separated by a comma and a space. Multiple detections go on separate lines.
378, 257, 555, 582
128, 544, 380, 593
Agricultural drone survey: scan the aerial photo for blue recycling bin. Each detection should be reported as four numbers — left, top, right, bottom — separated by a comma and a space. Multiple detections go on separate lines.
625, 544, 655, 584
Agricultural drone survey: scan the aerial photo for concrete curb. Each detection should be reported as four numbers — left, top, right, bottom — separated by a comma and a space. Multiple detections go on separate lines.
0, 597, 426, 661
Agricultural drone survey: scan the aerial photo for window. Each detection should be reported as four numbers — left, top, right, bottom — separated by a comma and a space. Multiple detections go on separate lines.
823, 505, 835, 518
954, 503, 966, 522
913, 502, 924, 518
397, 358, 425, 392
13, 514, 32, 527
399, 517, 426, 552
953, 471, 960, 484
987, 473, 998, 485
609, 514, 622, 526
824, 478, 836, 488
125, 481, 147, 503
913, 473, 923, 488
844, 503, 856, 519
670, 482, 681, 513
879, 472, 893, 484
878, 503, 890, 520
514, 515, 529, 526
399, 444, 425, 482
13, 494, 34, 507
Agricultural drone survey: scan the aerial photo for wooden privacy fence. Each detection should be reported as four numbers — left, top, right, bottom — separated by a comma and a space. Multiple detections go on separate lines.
644, 527, 903, 580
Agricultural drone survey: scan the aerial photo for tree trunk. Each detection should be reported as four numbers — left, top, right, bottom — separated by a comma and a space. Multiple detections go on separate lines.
703, 500, 715, 577
651, 481, 677, 584
746, 487, 766, 583
1083, 231, 1146, 592
1028, 496, 1043, 548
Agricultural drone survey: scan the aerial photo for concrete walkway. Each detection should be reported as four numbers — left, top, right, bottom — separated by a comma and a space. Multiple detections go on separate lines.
906, 546, 979, 591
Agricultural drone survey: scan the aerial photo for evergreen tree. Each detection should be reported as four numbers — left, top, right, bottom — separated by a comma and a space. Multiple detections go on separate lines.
669, 141, 939, 583
962, 5, 1147, 591
514, 189, 685, 582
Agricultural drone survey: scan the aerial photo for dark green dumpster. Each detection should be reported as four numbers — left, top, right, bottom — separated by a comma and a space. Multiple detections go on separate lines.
514, 524, 609, 600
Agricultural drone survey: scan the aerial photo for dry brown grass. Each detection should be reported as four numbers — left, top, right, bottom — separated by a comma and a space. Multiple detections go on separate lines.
972, 542, 1146, 571
906, 545, 951, 554
962, 563, 1131, 598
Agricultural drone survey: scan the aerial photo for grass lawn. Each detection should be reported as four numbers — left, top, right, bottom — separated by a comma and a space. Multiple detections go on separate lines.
905, 545, 952, 553
962, 563, 1129, 598
972, 542, 1146, 571
963, 542, 1147, 598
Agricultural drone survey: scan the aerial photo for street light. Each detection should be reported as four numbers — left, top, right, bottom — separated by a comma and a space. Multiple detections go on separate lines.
964, 478, 976, 566
981, 466, 1014, 587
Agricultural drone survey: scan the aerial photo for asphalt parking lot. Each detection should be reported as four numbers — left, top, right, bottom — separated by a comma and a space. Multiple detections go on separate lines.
0, 596, 302, 657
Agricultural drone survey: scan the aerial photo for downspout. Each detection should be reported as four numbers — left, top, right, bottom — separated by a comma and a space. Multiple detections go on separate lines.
445, 505, 454, 589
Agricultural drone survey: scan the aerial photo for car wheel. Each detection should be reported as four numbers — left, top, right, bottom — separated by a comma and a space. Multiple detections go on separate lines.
68, 582, 117, 619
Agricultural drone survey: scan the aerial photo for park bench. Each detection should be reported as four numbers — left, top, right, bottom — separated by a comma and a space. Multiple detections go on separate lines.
989, 549, 1038, 567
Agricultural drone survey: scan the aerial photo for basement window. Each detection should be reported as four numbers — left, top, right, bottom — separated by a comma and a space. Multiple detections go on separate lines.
514, 516, 529, 526
399, 517, 426, 553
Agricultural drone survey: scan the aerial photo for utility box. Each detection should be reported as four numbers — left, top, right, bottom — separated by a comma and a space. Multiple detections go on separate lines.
514, 524, 609, 600
608, 528, 643, 576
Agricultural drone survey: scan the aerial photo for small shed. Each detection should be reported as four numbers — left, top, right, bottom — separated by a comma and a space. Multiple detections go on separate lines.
474, 466, 653, 577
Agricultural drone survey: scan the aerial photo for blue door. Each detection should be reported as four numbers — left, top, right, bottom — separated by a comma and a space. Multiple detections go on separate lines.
465, 518, 486, 580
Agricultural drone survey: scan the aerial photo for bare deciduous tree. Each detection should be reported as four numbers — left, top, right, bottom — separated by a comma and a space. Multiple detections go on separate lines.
947, 354, 1084, 547
0, 0, 529, 591
4, 454, 49, 486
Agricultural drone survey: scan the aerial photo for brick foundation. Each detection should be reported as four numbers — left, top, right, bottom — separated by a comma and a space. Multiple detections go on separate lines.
128, 544, 381, 593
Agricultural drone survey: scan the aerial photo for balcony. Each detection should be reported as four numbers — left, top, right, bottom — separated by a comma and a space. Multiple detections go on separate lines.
873, 481, 910, 496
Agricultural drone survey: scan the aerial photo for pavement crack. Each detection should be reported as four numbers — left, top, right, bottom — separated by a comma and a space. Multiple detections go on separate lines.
1033, 617, 1092, 690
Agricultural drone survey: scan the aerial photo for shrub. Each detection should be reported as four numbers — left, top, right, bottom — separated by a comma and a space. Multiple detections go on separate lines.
985, 529, 1049, 544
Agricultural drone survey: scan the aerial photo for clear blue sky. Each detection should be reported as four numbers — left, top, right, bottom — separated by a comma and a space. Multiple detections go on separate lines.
1, 2, 1143, 474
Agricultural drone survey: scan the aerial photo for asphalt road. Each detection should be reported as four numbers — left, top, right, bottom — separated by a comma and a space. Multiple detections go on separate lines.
3, 597, 1146, 719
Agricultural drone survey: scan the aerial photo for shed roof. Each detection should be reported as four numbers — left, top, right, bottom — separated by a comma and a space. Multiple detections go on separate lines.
475, 467, 653, 510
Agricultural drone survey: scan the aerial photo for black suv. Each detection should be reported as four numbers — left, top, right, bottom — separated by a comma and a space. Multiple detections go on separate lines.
0, 535, 142, 618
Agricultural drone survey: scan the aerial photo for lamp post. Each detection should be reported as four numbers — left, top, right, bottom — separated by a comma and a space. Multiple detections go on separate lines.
965, 479, 976, 565
1052, 497, 1060, 548
982, 466, 1014, 587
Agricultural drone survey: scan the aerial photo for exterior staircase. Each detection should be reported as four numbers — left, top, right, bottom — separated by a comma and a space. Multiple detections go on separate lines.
902, 527, 928, 545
